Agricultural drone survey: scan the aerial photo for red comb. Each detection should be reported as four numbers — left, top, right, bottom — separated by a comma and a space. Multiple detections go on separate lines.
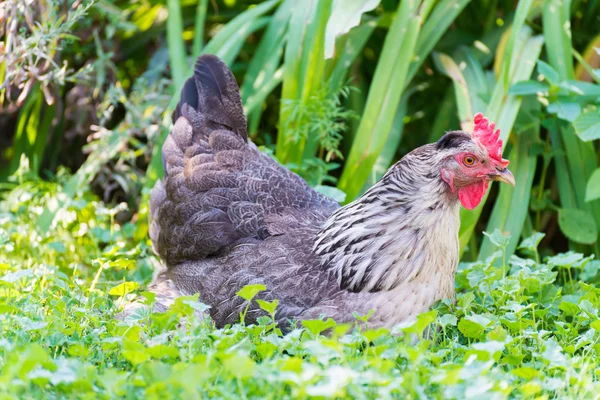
472, 113, 509, 168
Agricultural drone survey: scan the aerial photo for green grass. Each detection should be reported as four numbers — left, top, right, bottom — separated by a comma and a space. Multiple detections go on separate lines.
1, 170, 600, 398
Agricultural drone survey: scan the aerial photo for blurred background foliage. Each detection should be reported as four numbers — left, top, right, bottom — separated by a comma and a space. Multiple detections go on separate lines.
1, 0, 599, 262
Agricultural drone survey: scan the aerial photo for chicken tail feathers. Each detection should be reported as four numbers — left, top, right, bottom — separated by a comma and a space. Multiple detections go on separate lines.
172, 54, 247, 141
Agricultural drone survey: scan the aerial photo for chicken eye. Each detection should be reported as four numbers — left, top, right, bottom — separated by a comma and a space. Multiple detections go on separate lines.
463, 156, 475, 166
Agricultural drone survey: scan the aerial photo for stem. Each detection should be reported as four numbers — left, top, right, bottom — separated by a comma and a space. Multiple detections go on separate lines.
535, 137, 551, 230
89, 262, 104, 292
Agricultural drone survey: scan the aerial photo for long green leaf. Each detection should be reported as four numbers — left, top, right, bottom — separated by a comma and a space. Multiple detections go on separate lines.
454, 47, 490, 115
243, 68, 284, 116
405, 0, 471, 85
337, 0, 420, 201
434, 52, 473, 131
326, 17, 378, 93
542, 0, 575, 80
5, 87, 52, 178
323, 0, 380, 58
6, 89, 41, 179
240, 0, 295, 132
192, 0, 208, 57
361, 91, 410, 192
166, 0, 187, 91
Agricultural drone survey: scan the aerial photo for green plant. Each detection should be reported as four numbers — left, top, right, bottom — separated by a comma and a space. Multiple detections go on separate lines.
1, 169, 600, 397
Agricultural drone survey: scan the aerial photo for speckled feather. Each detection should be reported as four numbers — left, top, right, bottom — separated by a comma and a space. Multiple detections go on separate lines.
148, 55, 470, 330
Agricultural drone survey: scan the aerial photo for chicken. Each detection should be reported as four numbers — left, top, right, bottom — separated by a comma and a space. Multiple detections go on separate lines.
147, 54, 515, 330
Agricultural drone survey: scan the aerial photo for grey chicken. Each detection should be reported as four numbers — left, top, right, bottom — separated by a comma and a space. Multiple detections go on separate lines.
147, 55, 515, 330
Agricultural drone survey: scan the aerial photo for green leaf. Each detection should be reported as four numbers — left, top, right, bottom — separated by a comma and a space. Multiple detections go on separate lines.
166, 0, 187, 91
240, 0, 294, 124
434, 52, 472, 130
458, 314, 490, 338
122, 339, 150, 366
558, 208, 598, 245
324, 0, 380, 58
302, 318, 336, 335
537, 60, 560, 84
403, 310, 438, 337
438, 314, 458, 327
483, 229, 511, 248
1, 269, 34, 283
512, 367, 539, 379
559, 301, 580, 316
67, 344, 90, 358
547, 100, 582, 122
518, 232, 546, 252
573, 109, 600, 141
236, 284, 267, 301
109, 259, 136, 270
256, 299, 279, 315
508, 80, 548, 95
222, 354, 256, 379
585, 168, 600, 202
108, 282, 140, 296
0, 304, 18, 314
147, 344, 179, 360
547, 251, 584, 268
192, 0, 208, 57
542, 0, 574, 80
203, 0, 279, 65
276, 0, 333, 164
170, 295, 211, 315
486, 325, 509, 342
406, 0, 471, 84
314, 185, 346, 203
457, 291, 475, 310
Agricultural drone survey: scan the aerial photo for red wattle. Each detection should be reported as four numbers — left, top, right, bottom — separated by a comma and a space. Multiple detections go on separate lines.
458, 180, 488, 210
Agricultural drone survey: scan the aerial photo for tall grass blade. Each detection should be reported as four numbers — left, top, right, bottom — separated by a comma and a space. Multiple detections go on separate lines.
405, 0, 471, 85
542, 0, 575, 80
202, 0, 279, 63
454, 47, 490, 114
323, 0, 380, 59
327, 18, 378, 94
361, 92, 409, 192
241, 0, 295, 131
192, 0, 208, 57
337, 0, 420, 201
434, 52, 473, 131
5, 87, 53, 178
166, 0, 187, 91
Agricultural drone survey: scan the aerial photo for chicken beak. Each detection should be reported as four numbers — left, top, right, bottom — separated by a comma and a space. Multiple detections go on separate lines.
490, 168, 515, 186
